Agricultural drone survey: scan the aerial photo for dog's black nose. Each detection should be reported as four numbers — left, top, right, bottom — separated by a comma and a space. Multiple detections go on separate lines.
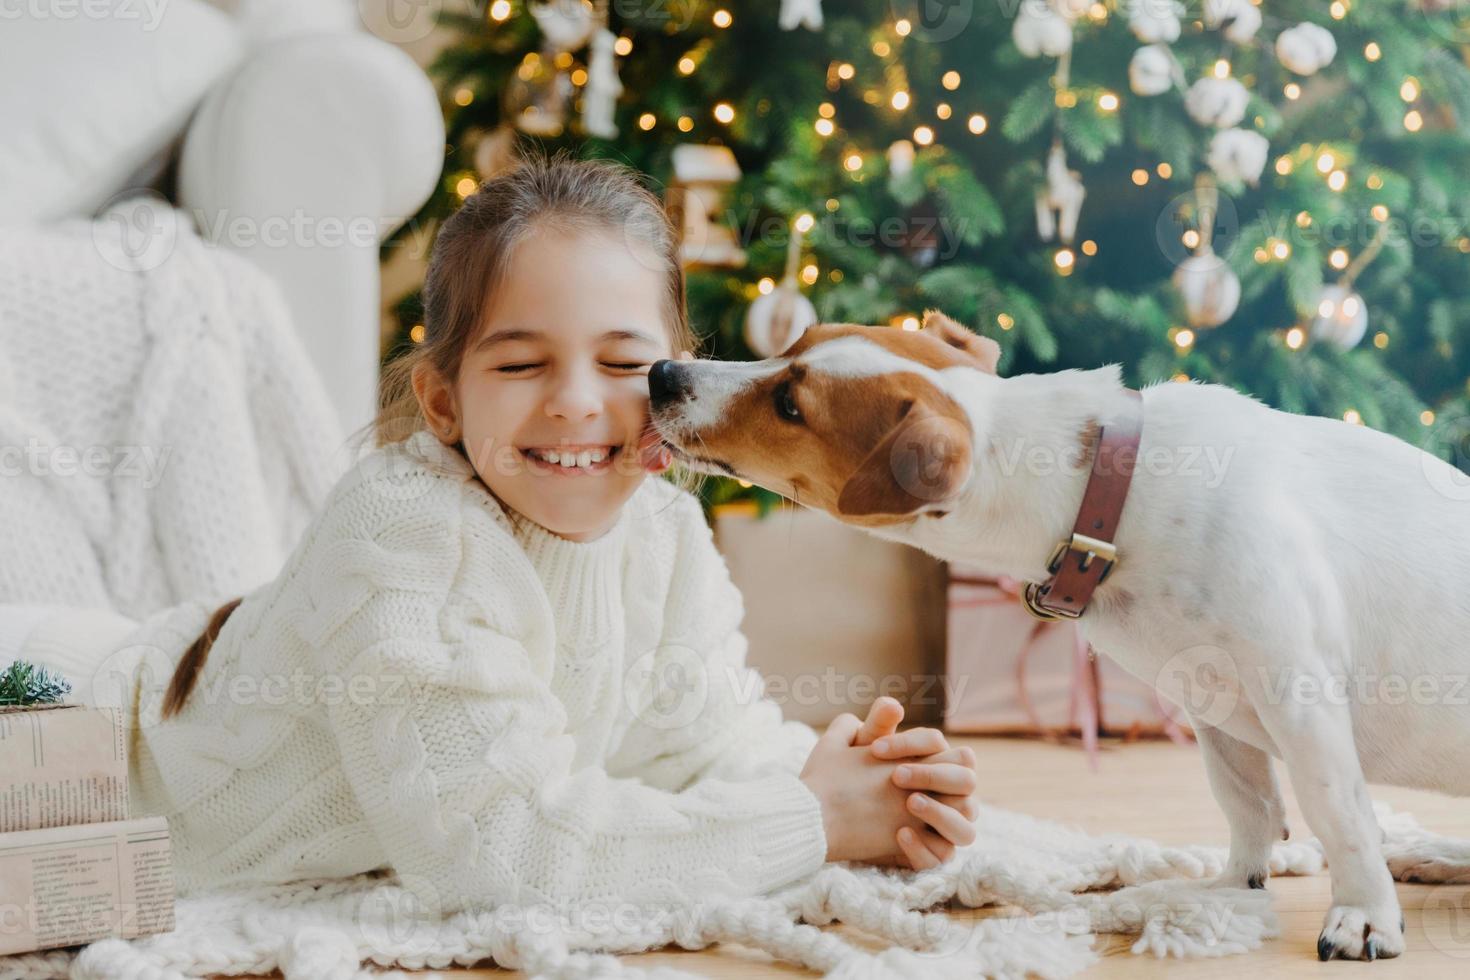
648, 359, 689, 406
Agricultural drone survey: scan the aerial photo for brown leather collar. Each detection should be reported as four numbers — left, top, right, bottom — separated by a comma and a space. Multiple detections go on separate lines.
1021, 388, 1144, 621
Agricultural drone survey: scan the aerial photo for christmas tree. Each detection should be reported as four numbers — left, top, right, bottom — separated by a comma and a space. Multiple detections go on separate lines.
385, 0, 1470, 511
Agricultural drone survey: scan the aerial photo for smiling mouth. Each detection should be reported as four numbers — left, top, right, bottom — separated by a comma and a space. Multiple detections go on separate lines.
520, 445, 621, 473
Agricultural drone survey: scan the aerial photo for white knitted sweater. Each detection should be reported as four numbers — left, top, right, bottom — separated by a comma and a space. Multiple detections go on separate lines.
126, 429, 826, 912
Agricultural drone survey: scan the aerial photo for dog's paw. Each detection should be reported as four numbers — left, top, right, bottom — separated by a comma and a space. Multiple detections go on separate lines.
1316, 904, 1405, 961
1386, 837, 1470, 884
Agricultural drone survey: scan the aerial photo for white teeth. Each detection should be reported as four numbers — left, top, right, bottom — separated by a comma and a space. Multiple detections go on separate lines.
588, 450, 605, 463
543, 451, 561, 464
577, 450, 593, 468
559, 453, 576, 468
529, 447, 612, 469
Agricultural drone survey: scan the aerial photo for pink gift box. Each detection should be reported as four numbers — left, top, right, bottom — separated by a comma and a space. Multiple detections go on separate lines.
944, 563, 1190, 751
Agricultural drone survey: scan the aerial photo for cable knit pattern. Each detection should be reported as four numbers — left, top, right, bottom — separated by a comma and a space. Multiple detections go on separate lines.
121, 429, 826, 911
0, 209, 345, 617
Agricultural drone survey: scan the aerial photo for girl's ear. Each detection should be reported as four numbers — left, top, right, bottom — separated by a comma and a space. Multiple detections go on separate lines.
411, 360, 462, 443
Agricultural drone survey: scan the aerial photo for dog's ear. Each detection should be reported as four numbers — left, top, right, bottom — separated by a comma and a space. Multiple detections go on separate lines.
922, 309, 1000, 374
838, 390, 973, 517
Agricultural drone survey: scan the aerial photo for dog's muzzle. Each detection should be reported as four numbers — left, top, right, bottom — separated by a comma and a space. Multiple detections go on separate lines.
648, 359, 692, 408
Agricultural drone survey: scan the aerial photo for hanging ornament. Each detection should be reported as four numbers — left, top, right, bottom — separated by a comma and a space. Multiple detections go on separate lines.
779, 0, 823, 31
581, 27, 622, 138
1035, 141, 1085, 244
474, 124, 519, 179
504, 54, 573, 136
1174, 249, 1241, 328
1172, 174, 1239, 329
1275, 22, 1337, 76
745, 218, 818, 357
1013, 3, 1073, 58
1310, 284, 1368, 351
1185, 76, 1250, 128
667, 144, 746, 269
886, 139, 916, 179
1128, 0, 1182, 44
1206, 128, 1269, 186
530, 0, 597, 52
1129, 44, 1178, 96
1050, 0, 1092, 20
1203, 0, 1261, 44
898, 200, 942, 269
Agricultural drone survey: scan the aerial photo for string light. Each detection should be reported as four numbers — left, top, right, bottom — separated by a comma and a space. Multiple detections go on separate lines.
714, 102, 735, 124
758, 277, 775, 294
900, 315, 920, 330
1316, 151, 1335, 173
844, 152, 864, 172
1296, 211, 1312, 228
677, 55, 696, 75
873, 40, 891, 57
1284, 83, 1301, 100
936, 103, 952, 119
814, 118, 835, 136
1330, 0, 1347, 19
967, 113, 988, 134
1131, 169, 1149, 185
1367, 173, 1384, 189
1174, 328, 1196, 350
1054, 248, 1075, 273
638, 112, 656, 131
1213, 59, 1231, 79
1422, 409, 1436, 425
453, 87, 474, 106
895, 18, 912, 36
1329, 248, 1350, 270
1405, 110, 1424, 132
570, 68, 587, 86
1364, 42, 1381, 61
819, 102, 836, 118
891, 90, 911, 110
1328, 169, 1348, 191
997, 313, 1015, 330
1182, 229, 1200, 249
712, 8, 732, 28
614, 36, 633, 56
801, 263, 819, 285
1401, 78, 1420, 101
794, 212, 816, 233
1343, 409, 1362, 424
1098, 91, 1119, 112
1286, 327, 1305, 349
1156, 162, 1173, 179
489, 0, 510, 21
1088, 2, 1107, 20
1081, 239, 1098, 256
942, 70, 961, 90
455, 176, 477, 198
1375, 332, 1390, 349
913, 125, 934, 145
1276, 156, 1294, 175
677, 115, 693, 132
1254, 247, 1269, 263
1172, 372, 1191, 383
837, 62, 855, 80
1371, 204, 1389, 221
1270, 238, 1291, 260
410, 324, 426, 343
1055, 90, 1078, 108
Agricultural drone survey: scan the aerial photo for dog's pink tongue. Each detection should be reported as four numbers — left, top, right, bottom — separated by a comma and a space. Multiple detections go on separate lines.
638, 427, 673, 474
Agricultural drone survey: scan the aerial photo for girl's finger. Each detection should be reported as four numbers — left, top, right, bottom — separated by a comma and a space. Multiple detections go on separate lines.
870, 727, 948, 759
907, 792, 978, 847
893, 762, 978, 796
932, 793, 979, 821
896, 826, 942, 870
821, 713, 862, 747
853, 696, 904, 746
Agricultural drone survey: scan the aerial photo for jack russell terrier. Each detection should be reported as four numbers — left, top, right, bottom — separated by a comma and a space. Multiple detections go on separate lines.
645, 310, 1470, 962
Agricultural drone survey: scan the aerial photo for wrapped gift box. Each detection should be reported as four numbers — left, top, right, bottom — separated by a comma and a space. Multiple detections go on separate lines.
0, 815, 174, 956
944, 563, 1188, 742
0, 704, 129, 834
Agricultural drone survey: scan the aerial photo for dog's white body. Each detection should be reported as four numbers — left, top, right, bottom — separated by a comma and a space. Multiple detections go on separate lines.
651, 333, 1470, 960
880, 361, 1470, 959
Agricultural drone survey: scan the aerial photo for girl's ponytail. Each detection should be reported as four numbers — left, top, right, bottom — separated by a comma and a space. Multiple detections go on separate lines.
161, 597, 242, 719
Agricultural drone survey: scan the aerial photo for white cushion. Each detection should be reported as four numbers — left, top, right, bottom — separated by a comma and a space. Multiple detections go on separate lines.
0, 0, 243, 224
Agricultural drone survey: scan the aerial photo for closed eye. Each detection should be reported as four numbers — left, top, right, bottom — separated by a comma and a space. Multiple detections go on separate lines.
604, 362, 650, 371
774, 381, 803, 423
495, 363, 542, 374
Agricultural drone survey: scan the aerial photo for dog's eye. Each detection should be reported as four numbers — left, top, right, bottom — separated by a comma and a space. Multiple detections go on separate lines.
774, 382, 803, 423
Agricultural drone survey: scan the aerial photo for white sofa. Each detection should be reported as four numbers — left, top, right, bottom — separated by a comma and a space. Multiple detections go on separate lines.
0, 0, 445, 435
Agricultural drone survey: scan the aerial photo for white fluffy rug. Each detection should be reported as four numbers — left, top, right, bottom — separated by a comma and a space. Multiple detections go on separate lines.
1, 802, 1441, 980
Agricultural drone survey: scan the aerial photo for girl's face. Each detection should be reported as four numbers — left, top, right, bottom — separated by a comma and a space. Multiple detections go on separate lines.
422, 224, 674, 541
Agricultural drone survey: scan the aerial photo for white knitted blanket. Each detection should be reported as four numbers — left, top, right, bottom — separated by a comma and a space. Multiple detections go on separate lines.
0, 201, 346, 617
1, 802, 1437, 980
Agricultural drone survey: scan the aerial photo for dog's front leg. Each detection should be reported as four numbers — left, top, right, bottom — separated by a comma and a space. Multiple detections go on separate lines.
1257, 692, 1404, 961
1195, 724, 1286, 890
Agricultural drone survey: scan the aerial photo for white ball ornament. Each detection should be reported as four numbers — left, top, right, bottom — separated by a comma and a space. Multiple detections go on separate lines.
1129, 45, 1176, 97
1173, 248, 1241, 328
1276, 23, 1337, 76
1185, 76, 1251, 128
745, 282, 818, 357
1204, 0, 1261, 44
1207, 128, 1270, 186
1310, 284, 1368, 351
1013, 3, 1073, 58
1128, 0, 1182, 44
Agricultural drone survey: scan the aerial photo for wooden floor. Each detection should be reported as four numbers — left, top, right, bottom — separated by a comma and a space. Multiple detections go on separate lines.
310, 737, 1470, 977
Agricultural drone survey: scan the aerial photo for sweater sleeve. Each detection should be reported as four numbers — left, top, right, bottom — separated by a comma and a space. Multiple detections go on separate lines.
314, 481, 826, 913
607, 491, 820, 792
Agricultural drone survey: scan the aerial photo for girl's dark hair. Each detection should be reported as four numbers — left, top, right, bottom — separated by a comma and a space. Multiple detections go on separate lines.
164, 153, 698, 718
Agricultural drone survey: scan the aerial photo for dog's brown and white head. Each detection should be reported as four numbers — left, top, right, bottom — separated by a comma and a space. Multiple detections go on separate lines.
648, 310, 999, 527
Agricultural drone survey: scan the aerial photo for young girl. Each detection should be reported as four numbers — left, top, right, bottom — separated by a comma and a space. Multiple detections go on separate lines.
139, 156, 979, 910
